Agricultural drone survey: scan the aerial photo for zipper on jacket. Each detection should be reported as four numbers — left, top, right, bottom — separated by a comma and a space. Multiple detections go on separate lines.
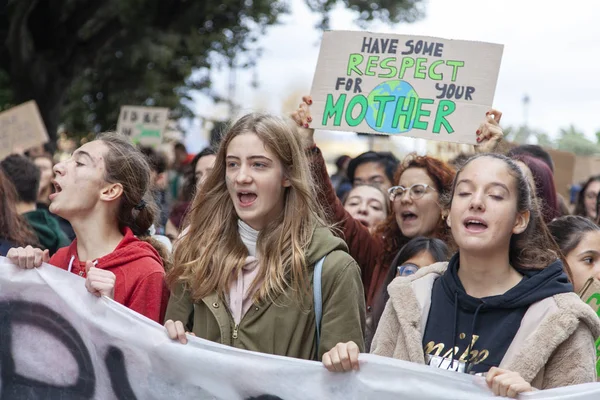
232, 324, 239, 340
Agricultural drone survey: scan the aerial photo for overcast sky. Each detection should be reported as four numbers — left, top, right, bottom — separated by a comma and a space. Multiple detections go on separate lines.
187, 0, 600, 152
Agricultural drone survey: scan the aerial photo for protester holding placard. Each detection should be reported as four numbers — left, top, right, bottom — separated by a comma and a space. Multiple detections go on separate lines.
323, 154, 600, 398
7, 133, 169, 323
291, 96, 501, 315
164, 113, 365, 361
0, 170, 39, 256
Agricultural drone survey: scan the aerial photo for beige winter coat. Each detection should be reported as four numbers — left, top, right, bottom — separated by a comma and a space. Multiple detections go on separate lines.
371, 262, 600, 389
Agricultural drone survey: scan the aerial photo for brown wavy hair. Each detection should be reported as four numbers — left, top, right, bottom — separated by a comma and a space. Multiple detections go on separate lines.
167, 113, 328, 303
374, 153, 456, 269
0, 170, 39, 247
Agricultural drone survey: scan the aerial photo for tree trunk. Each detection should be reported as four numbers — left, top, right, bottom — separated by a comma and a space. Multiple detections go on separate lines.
4, 0, 117, 149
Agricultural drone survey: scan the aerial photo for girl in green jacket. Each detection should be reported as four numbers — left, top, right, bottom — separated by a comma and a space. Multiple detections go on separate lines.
164, 113, 365, 361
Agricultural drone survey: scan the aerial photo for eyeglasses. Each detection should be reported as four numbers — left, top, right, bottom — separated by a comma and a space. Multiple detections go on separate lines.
585, 191, 599, 200
397, 263, 419, 277
388, 184, 436, 202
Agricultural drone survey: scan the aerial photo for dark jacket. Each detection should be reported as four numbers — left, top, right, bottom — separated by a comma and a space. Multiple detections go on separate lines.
0, 239, 16, 257
423, 254, 573, 374
372, 262, 600, 389
24, 208, 71, 255
36, 203, 76, 241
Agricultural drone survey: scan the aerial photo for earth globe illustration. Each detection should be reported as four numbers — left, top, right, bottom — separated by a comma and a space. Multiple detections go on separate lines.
365, 80, 419, 133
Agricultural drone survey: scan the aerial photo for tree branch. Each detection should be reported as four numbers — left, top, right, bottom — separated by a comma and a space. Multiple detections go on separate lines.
64, 0, 111, 40
6, 0, 38, 68
67, 17, 122, 71
153, 0, 194, 30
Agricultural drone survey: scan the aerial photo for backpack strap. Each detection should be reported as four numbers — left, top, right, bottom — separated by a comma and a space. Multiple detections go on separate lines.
313, 256, 326, 357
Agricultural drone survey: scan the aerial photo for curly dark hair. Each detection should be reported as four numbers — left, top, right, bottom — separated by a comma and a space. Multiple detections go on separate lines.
373, 153, 456, 270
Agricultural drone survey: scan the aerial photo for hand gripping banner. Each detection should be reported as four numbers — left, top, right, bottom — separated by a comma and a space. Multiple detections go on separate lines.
1, 257, 598, 399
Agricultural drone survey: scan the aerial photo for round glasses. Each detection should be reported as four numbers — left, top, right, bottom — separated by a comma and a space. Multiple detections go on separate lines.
388, 184, 436, 202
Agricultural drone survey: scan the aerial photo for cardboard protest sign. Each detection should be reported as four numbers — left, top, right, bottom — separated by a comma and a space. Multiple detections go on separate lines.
116, 106, 169, 146
2, 257, 600, 399
0, 101, 49, 160
579, 278, 600, 377
546, 148, 576, 200
310, 31, 504, 144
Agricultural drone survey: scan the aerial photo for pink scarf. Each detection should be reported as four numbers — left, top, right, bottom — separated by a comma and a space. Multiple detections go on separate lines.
228, 256, 263, 324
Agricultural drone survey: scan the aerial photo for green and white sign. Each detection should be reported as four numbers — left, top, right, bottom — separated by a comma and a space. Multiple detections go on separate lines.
117, 106, 169, 146
309, 31, 504, 144
579, 278, 600, 377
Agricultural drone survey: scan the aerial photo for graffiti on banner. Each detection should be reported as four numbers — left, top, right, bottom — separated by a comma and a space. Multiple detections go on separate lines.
2, 257, 600, 399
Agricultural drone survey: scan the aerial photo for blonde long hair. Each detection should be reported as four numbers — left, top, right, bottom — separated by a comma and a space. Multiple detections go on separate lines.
167, 113, 328, 303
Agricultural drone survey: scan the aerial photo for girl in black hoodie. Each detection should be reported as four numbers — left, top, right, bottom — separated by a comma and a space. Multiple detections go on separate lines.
323, 154, 600, 398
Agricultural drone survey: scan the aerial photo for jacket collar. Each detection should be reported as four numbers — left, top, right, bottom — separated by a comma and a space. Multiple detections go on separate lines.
386, 262, 448, 363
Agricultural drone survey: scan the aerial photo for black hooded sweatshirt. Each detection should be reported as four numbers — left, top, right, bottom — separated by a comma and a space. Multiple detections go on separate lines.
422, 253, 573, 375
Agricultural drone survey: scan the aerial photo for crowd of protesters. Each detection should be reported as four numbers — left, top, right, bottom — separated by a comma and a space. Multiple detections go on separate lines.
3, 97, 600, 398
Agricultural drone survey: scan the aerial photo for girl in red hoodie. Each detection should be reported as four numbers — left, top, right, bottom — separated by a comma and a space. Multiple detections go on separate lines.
7, 133, 168, 323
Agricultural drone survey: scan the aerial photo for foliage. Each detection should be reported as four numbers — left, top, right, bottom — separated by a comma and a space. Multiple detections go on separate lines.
505, 124, 600, 156
0, 0, 425, 144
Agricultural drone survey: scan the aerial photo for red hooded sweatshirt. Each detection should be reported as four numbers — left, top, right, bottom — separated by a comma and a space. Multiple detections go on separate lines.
50, 227, 168, 323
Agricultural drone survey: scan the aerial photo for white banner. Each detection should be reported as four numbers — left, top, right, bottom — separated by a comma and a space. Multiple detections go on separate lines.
1, 256, 598, 399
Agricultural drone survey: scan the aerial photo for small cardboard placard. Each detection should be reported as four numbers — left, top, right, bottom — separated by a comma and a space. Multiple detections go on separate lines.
0, 101, 49, 160
309, 31, 504, 144
116, 106, 169, 146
